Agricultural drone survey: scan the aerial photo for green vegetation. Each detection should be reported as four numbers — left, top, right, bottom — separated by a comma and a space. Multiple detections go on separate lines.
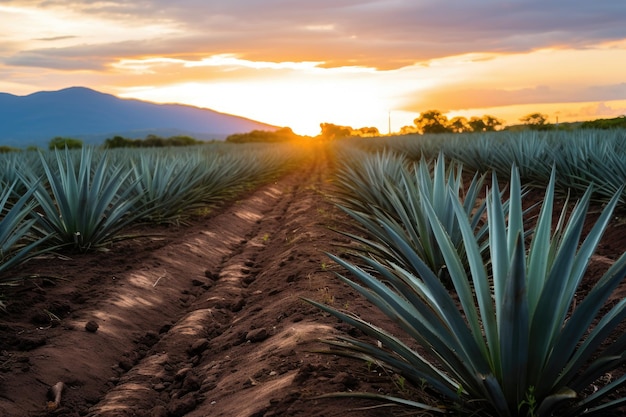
0, 146, 20, 153
226, 127, 301, 143
581, 115, 626, 130
318, 123, 380, 140
310, 161, 626, 416
399, 111, 626, 135
0, 142, 301, 274
124, 145, 295, 223
0, 181, 50, 274
347, 129, 626, 206
332, 149, 490, 286
49, 136, 83, 149
400, 110, 504, 134
103, 134, 205, 148
26, 147, 147, 251
518, 112, 552, 130
1, 123, 626, 415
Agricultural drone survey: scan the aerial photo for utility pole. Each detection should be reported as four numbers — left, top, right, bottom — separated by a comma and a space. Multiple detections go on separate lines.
388, 111, 391, 135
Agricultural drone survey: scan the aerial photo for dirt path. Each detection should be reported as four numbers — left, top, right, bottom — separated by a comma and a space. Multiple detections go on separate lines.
0, 148, 396, 417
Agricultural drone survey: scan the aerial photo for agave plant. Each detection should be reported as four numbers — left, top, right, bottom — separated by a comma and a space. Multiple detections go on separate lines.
126, 151, 210, 223
308, 166, 626, 416
334, 151, 489, 284
548, 131, 626, 205
0, 180, 51, 276
28, 147, 148, 251
332, 148, 407, 215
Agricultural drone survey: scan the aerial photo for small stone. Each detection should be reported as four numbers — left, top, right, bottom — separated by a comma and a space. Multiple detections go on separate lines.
118, 359, 133, 372
151, 405, 168, 417
17, 336, 46, 351
167, 395, 197, 416
85, 320, 99, 333
175, 367, 192, 381
331, 372, 358, 389
230, 297, 245, 312
245, 328, 268, 343
188, 338, 209, 355
204, 270, 219, 281
182, 375, 201, 392
159, 323, 172, 334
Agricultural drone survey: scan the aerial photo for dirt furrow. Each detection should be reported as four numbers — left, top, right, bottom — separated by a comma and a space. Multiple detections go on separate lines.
86, 168, 311, 416
0, 149, 389, 417
0, 148, 406, 417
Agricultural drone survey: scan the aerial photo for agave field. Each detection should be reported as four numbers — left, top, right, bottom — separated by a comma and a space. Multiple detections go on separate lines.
321, 135, 626, 416
0, 132, 625, 417
0, 143, 299, 272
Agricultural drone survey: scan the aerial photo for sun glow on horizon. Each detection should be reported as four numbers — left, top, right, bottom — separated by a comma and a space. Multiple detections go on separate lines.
1, 1, 624, 139
115, 57, 431, 136
115, 46, 626, 136
118, 82, 396, 136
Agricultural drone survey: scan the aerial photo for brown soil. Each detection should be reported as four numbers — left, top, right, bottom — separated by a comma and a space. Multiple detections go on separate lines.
1, 148, 625, 417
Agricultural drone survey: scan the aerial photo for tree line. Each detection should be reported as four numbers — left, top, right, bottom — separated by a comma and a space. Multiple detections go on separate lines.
401, 110, 504, 134
1, 113, 624, 153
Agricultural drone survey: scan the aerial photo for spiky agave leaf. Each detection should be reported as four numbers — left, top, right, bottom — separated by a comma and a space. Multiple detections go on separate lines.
29, 147, 148, 251
333, 151, 489, 286
0, 180, 52, 276
310, 165, 626, 416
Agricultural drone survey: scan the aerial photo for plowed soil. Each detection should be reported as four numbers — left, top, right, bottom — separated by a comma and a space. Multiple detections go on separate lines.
1, 147, 625, 417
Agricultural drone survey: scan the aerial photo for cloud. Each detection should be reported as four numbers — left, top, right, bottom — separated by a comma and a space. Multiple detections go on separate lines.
404, 83, 626, 112
5, 40, 168, 70
2, 0, 626, 71
579, 102, 626, 118
34, 35, 77, 41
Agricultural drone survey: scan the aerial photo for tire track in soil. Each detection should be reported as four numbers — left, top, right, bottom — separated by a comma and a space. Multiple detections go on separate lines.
84, 150, 354, 417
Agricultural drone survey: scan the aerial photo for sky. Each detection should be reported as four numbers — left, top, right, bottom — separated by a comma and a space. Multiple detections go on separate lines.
1, 1, 626, 136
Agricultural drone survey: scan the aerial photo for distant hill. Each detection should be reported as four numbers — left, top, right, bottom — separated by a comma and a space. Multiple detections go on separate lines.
0, 87, 278, 147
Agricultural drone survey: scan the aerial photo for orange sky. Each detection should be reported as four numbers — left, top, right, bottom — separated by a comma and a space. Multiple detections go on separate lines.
1, 1, 625, 136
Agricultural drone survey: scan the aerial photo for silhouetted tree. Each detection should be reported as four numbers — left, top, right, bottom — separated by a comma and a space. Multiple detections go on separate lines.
104, 135, 137, 148
414, 110, 451, 134
319, 123, 353, 140
468, 115, 504, 132
468, 117, 487, 132
520, 113, 551, 130
0, 146, 20, 153
168, 135, 202, 146
399, 125, 419, 135
49, 136, 83, 150
226, 127, 299, 143
482, 115, 504, 131
448, 116, 471, 133
355, 127, 380, 137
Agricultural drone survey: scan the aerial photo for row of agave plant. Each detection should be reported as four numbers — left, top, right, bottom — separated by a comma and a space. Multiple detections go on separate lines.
308, 145, 626, 416
347, 129, 626, 205
0, 143, 300, 280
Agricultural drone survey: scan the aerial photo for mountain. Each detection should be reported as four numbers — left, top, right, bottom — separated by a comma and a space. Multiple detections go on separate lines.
0, 87, 278, 147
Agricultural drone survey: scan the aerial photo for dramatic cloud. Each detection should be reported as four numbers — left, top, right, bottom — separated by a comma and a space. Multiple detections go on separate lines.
0, 1, 625, 133
3, 0, 626, 70
406, 83, 626, 112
